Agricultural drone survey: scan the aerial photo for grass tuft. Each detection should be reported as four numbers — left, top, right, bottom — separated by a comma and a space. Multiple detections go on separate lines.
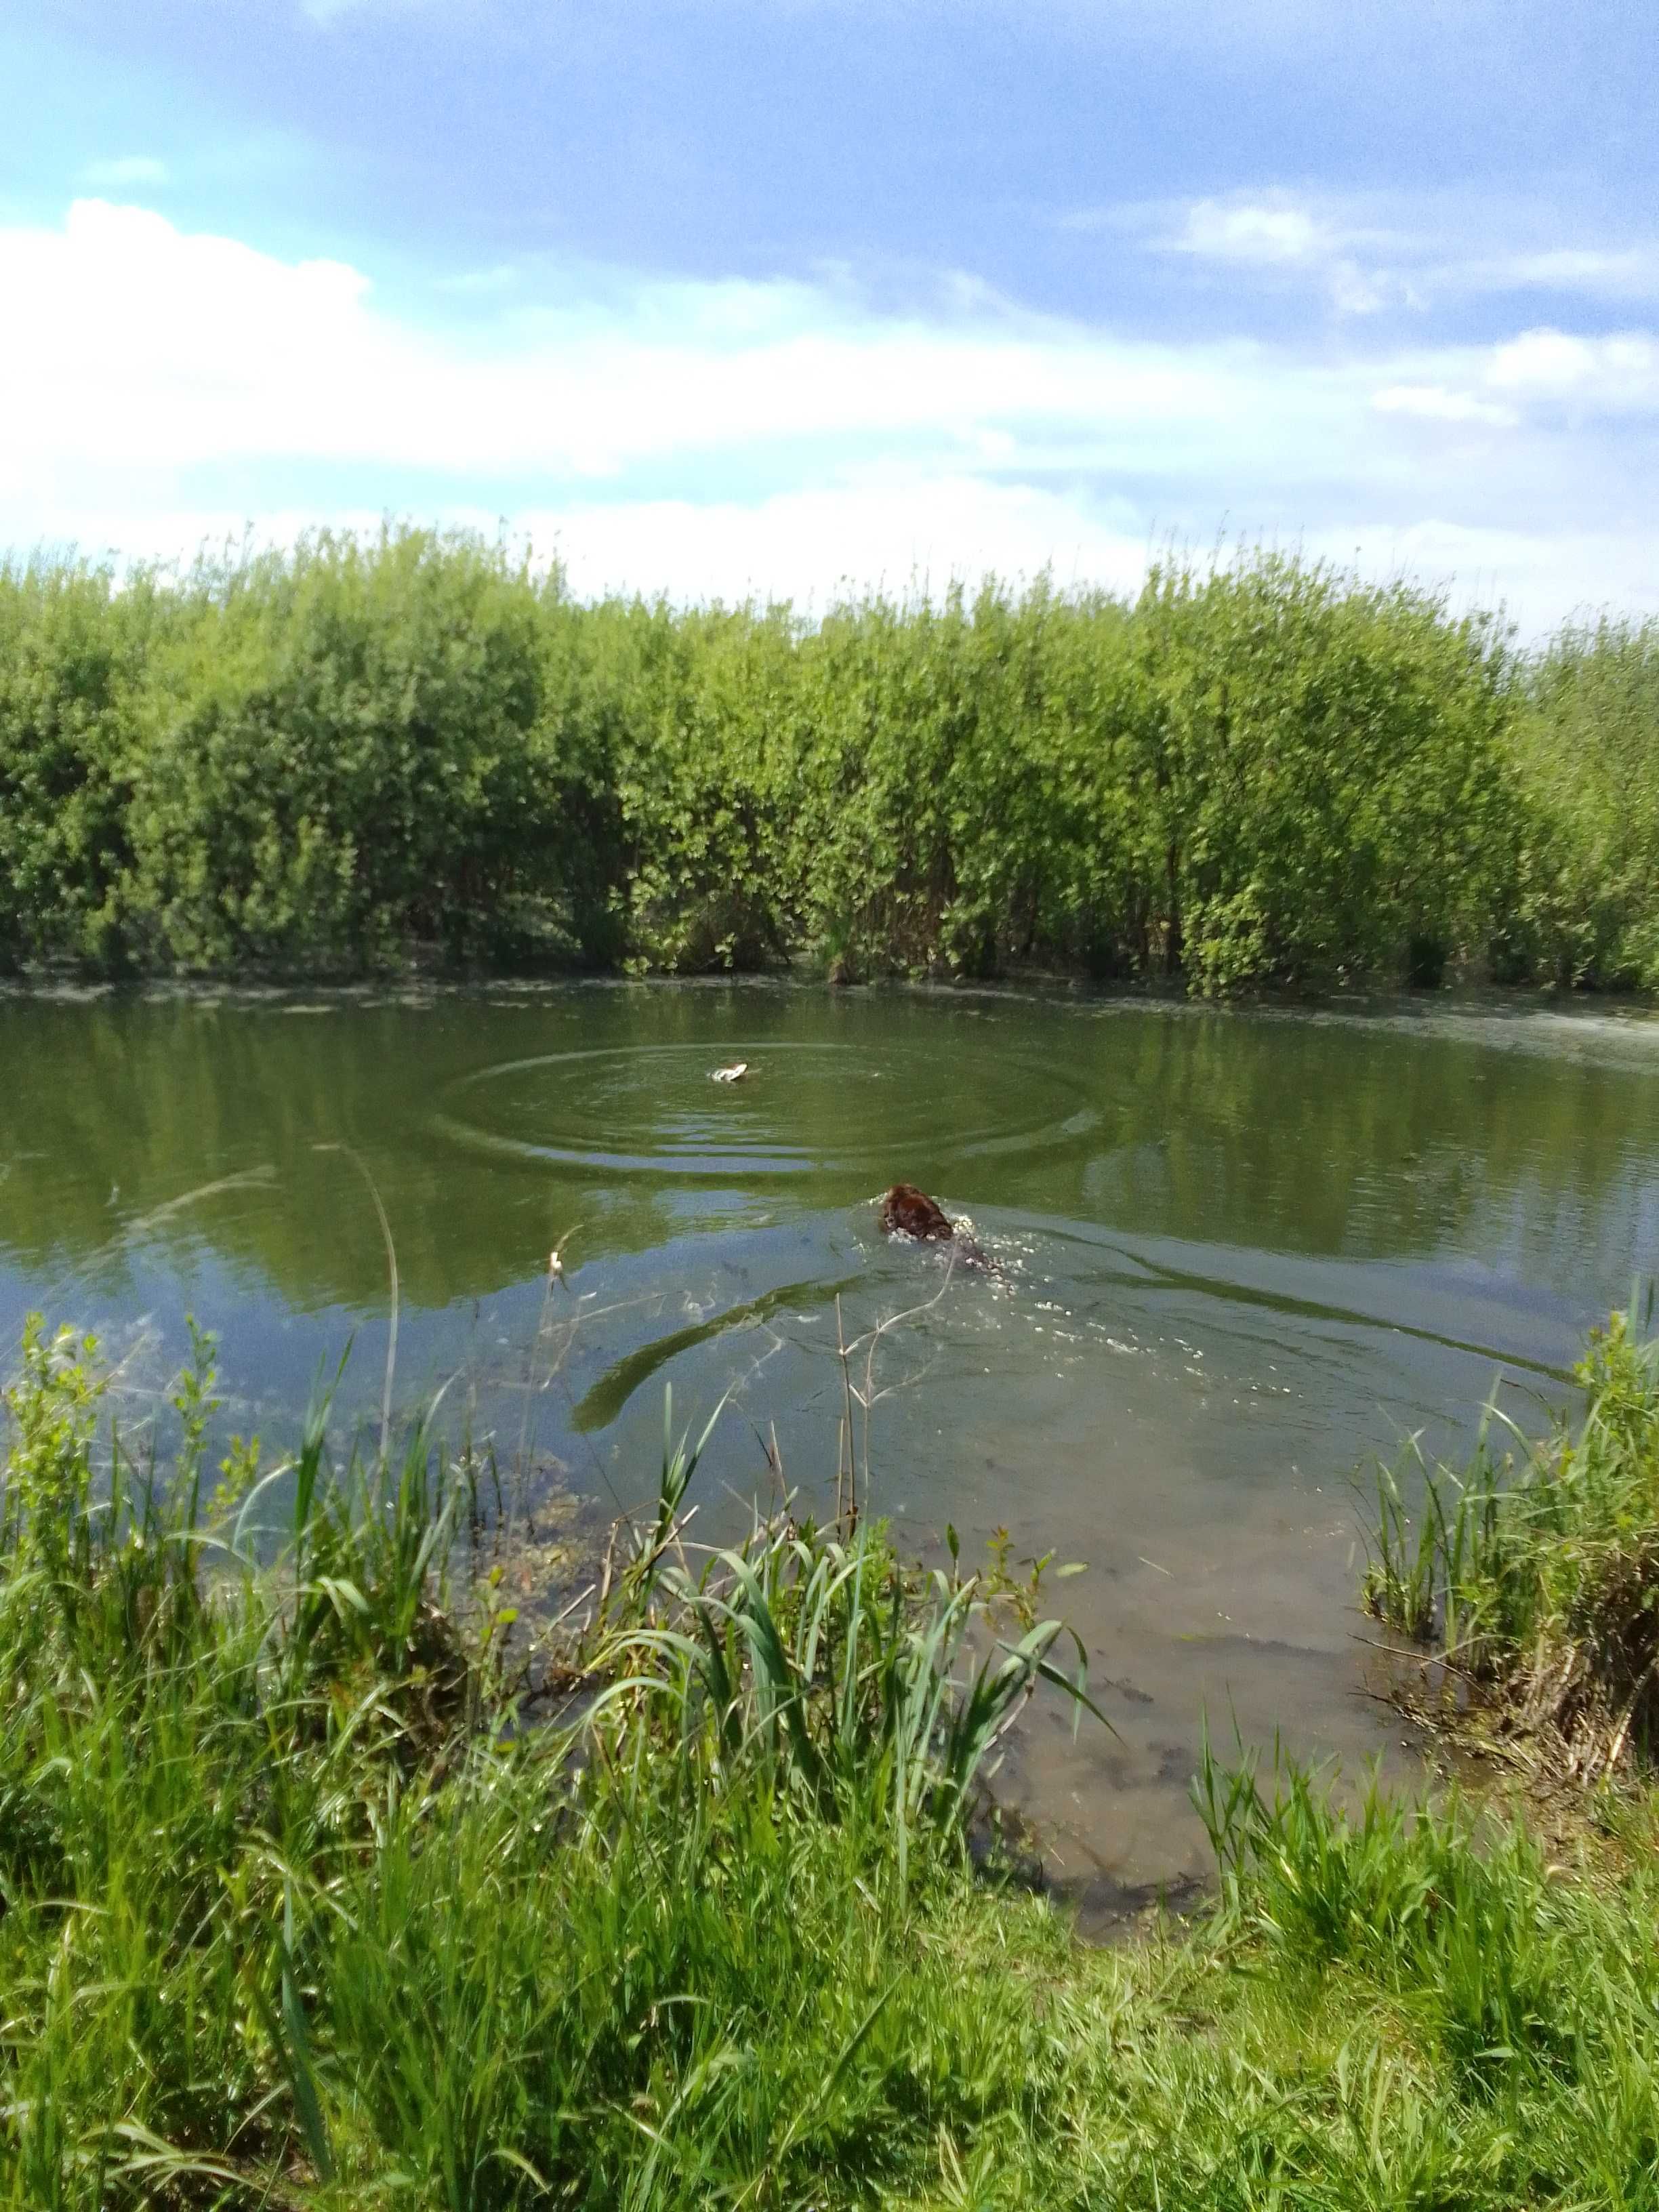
1366, 1291, 1659, 1780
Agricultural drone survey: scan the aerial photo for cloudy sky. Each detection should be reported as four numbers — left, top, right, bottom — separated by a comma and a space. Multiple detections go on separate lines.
3, 0, 1657, 628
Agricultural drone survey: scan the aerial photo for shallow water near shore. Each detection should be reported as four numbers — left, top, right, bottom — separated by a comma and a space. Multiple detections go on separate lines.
5, 979, 1658, 1906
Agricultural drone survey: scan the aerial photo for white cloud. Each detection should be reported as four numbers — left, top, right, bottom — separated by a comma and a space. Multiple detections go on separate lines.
1486, 328, 1659, 409
79, 156, 169, 188
1372, 384, 1517, 427
1363, 326, 1659, 449
1460, 247, 1659, 300
1168, 199, 1330, 266
299, 0, 474, 22
3, 199, 1657, 635
1145, 191, 1659, 315
0, 199, 1375, 495
1300, 519, 1659, 634
1151, 194, 1425, 313
431, 264, 521, 295
521, 480, 1151, 608
1327, 262, 1395, 316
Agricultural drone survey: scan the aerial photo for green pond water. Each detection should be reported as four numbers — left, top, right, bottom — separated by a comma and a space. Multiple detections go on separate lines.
4, 980, 1658, 1911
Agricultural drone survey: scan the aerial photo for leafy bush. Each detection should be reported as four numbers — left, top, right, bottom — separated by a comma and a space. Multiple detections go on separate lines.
0, 531, 1652, 993
1504, 618, 1659, 989
0, 558, 155, 968
593, 596, 807, 972
1124, 556, 1520, 993
119, 529, 605, 970
791, 579, 1144, 979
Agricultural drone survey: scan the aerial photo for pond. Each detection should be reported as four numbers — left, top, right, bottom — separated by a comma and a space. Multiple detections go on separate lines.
4, 979, 1658, 1911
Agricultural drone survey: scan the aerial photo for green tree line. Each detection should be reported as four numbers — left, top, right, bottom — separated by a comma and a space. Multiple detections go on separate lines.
1, 527, 1654, 992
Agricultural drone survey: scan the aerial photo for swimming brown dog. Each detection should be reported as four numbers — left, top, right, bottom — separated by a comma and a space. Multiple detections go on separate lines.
878, 1184, 996, 1274
879, 1183, 956, 1240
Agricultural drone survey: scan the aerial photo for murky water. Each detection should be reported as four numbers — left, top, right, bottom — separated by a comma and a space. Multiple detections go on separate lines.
5, 980, 1658, 1906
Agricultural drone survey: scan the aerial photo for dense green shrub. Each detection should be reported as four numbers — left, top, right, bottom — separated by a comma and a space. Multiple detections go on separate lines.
591, 596, 808, 972
119, 531, 608, 969
1123, 558, 1521, 992
1503, 618, 1659, 989
0, 530, 1651, 992
0, 560, 155, 969
791, 580, 1143, 979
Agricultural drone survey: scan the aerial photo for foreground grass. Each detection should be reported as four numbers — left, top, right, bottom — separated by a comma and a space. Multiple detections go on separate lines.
7, 1317, 1659, 2206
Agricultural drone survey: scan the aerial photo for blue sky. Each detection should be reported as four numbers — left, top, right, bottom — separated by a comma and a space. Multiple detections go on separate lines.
3, 0, 1657, 627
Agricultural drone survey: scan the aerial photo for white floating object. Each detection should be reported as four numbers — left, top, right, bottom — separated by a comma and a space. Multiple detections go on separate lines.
710, 1061, 750, 1083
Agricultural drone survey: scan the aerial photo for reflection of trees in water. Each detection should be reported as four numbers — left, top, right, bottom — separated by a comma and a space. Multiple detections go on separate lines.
1, 987, 891, 1309
1, 990, 1654, 1319
979, 1007, 1657, 1290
